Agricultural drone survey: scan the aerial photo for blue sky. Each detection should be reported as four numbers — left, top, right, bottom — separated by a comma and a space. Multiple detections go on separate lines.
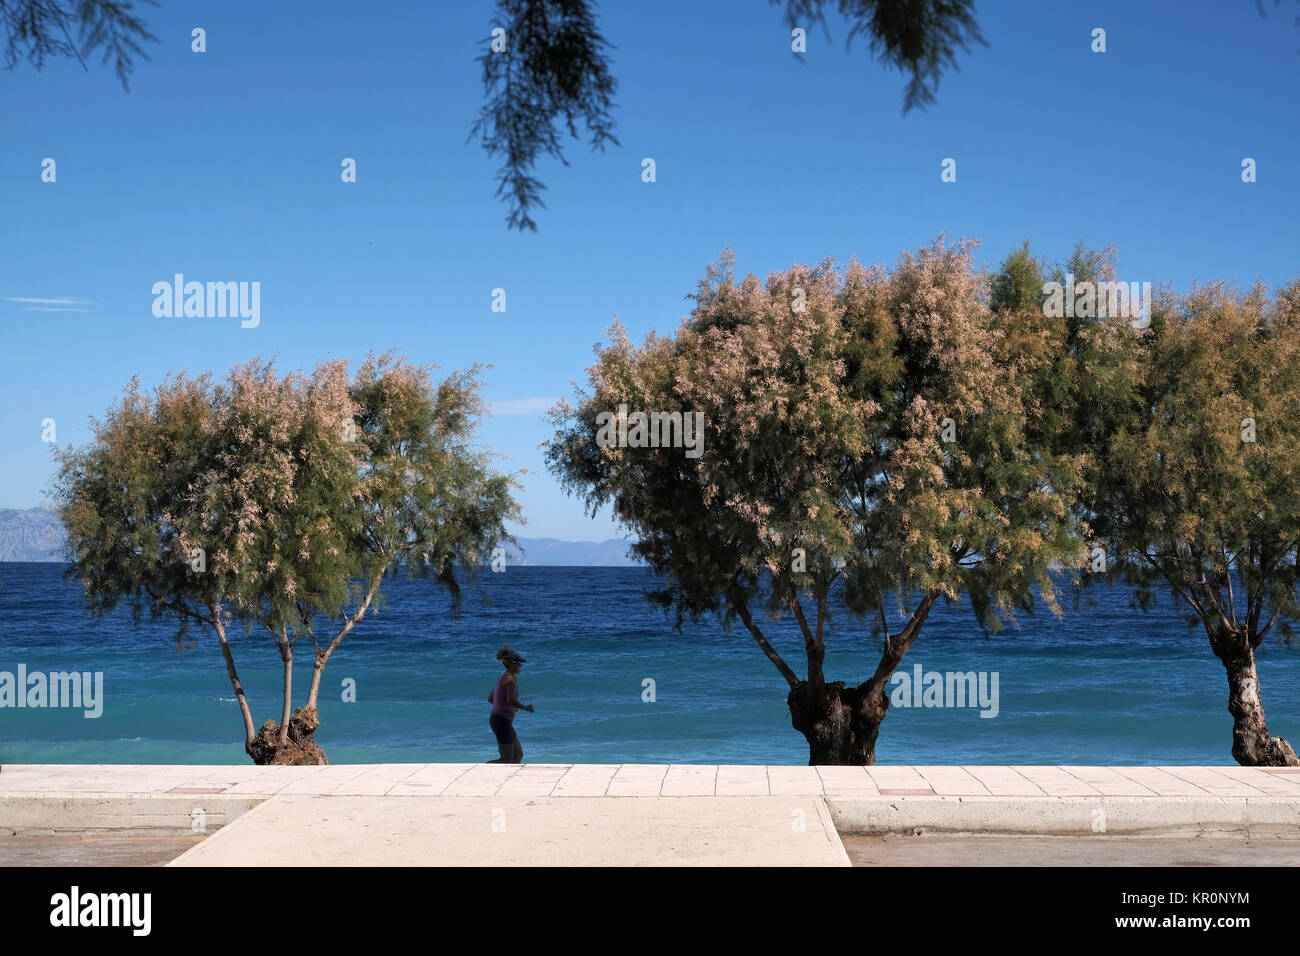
2, 0, 1298, 539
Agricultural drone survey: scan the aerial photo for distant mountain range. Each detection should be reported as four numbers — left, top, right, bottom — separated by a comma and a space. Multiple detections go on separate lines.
501, 536, 639, 567
0, 507, 641, 566
0, 508, 66, 561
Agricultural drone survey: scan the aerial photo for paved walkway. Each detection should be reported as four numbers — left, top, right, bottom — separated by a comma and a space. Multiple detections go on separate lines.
4, 763, 1298, 798
2, 764, 1297, 866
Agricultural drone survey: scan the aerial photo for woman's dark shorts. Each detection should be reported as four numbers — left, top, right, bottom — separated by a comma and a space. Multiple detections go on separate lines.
490, 713, 517, 745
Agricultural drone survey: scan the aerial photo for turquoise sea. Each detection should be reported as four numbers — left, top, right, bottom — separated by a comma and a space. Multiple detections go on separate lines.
0, 562, 1296, 765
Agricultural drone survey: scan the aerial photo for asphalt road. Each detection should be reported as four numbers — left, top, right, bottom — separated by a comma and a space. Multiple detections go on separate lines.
0, 834, 206, 867
4, 831, 1299, 867
842, 833, 1300, 866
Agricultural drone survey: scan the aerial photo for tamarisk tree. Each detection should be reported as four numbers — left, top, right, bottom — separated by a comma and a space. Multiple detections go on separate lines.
53, 354, 519, 764
287, 353, 522, 762
1091, 279, 1300, 766
546, 239, 1085, 764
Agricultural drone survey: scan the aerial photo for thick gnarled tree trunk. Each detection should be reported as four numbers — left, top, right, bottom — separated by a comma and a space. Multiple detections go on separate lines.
769, 590, 938, 765
1216, 644, 1299, 767
787, 680, 889, 765
247, 705, 328, 765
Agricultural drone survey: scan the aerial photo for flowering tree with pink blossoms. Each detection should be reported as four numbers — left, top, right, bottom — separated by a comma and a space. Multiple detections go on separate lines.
54, 353, 520, 764
547, 239, 1086, 764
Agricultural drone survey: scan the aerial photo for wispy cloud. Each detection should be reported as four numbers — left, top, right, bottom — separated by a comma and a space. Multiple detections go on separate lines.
5, 296, 96, 312
488, 396, 561, 416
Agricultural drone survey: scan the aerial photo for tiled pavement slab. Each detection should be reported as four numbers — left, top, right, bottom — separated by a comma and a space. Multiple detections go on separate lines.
1112, 766, 1213, 796
914, 766, 992, 796
767, 765, 826, 795
605, 764, 670, 796
660, 765, 719, 796
1153, 766, 1267, 797
5, 764, 1300, 799
1211, 765, 1300, 795
550, 764, 621, 796
716, 764, 770, 796
815, 766, 878, 795
867, 765, 931, 791
1012, 766, 1102, 796
962, 766, 1048, 796
496, 764, 575, 797
1056, 766, 1157, 796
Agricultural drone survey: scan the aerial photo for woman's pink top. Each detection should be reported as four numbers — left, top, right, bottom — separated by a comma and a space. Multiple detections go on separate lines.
491, 672, 516, 720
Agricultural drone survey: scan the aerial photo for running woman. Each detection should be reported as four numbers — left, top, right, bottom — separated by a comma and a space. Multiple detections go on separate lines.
487, 646, 533, 763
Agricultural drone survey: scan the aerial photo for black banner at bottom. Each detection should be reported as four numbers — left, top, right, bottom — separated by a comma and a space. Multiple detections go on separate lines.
0, 865, 1276, 942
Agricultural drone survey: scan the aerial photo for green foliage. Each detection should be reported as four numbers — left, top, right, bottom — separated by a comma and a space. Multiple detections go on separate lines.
471, 0, 620, 232
988, 241, 1145, 512
52, 355, 521, 652
51, 370, 219, 646
475, 0, 985, 229
350, 352, 523, 607
1091, 279, 1300, 648
988, 241, 1041, 316
0, 0, 157, 89
546, 238, 1086, 656
770, 0, 986, 111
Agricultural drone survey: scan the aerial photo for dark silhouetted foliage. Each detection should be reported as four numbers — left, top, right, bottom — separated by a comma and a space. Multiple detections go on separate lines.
0, 0, 157, 89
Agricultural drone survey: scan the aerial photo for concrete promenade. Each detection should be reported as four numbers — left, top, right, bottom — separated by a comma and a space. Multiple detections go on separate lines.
2, 763, 1298, 866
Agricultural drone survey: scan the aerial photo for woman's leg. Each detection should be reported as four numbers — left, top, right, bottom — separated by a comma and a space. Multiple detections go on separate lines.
490, 715, 514, 763
511, 736, 523, 764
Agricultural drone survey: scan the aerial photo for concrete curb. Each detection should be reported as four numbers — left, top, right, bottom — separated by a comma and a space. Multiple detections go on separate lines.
0, 793, 265, 835
827, 795, 1300, 837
